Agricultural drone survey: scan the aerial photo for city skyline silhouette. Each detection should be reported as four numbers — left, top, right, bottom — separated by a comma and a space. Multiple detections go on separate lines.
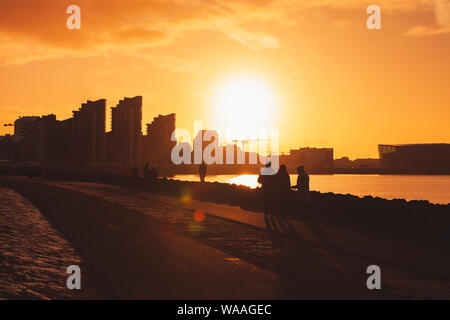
1, 1, 449, 159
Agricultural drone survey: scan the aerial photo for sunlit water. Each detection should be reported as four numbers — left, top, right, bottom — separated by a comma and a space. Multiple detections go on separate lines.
172, 174, 450, 205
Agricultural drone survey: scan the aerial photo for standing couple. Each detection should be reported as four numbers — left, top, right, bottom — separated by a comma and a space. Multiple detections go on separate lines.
258, 163, 310, 218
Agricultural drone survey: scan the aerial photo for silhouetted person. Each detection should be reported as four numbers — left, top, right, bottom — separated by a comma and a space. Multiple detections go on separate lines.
131, 165, 139, 181
143, 163, 150, 181
276, 164, 291, 217
199, 162, 207, 183
291, 165, 310, 215
150, 166, 158, 180
258, 162, 276, 218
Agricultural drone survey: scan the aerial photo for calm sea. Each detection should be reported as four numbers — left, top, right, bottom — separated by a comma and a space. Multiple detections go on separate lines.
172, 174, 450, 205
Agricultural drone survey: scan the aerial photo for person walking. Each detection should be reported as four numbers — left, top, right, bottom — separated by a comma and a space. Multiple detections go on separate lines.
276, 164, 291, 217
150, 166, 158, 180
291, 165, 310, 216
199, 162, 207, 183
131, 165, 139, 178
143, 163, 150, 181
258, 162, 276, 218
131, 165, 139, 185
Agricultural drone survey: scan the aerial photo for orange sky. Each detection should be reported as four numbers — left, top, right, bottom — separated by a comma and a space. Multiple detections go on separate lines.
0, 0, 449, 158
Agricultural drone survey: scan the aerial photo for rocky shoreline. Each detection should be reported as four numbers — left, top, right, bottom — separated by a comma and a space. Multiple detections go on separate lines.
5, 171, 450, 251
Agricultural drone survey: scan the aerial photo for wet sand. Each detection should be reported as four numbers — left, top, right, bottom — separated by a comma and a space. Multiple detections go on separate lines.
0, 185, 106, 299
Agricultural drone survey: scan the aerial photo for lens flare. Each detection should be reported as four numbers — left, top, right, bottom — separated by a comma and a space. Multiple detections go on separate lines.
193, 210, 205, 222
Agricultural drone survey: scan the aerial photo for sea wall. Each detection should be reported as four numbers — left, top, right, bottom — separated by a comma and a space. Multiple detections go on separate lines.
2, 169, 449, 252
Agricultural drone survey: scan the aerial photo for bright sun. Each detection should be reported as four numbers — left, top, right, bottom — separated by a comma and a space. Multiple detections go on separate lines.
213, 76, 276, 131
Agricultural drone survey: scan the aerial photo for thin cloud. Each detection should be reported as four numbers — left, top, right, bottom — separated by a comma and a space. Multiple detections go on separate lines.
218, 22, 280, 50
0, 0, 286, 65
403, 25, 450, 36
144, 54, 206, 74
435, 0, 450, 27
0, 0, 444, 66
404, 0, 450, 37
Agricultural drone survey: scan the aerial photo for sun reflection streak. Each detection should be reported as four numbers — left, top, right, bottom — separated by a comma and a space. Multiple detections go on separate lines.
228, 174, 259, 188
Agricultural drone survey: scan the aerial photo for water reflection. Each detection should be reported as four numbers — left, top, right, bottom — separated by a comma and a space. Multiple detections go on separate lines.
172, 174, 450, 204
227, 174, 259, 188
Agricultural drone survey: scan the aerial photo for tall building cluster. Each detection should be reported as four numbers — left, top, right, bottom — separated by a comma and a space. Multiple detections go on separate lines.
0, 96, 176, 167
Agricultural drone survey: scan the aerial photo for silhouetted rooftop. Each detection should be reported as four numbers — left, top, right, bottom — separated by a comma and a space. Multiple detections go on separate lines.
379, 143, 450, 147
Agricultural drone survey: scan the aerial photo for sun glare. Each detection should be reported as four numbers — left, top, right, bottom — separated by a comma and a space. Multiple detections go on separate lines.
213, 76, 276, 131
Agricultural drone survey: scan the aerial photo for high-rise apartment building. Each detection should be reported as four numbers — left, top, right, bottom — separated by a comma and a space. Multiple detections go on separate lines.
110, 96, 143, 164
143, 113, 176, 166
73, 99, 106, 164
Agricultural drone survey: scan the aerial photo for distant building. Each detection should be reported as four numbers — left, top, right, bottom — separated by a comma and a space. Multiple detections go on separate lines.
105, 131, 113, 164
55, 118, 75, 163
41, 114, 59, 163
14, 116, 45, 163
334, 157, 352, 169
353, 158, 380, 169
111, 96, 142, 164
378, 144, 450, 173
190, 129, 251, 165
0, 135, 15, 162
0, 134, 31, 164
334, 157, 380, 169
73, 99, 106, 164
143, 113, 176, 166
280, 147, 333, 172
14, 116, 41, 137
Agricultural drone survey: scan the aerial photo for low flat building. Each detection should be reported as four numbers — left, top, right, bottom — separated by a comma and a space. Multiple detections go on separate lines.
378, 143, 450, 173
